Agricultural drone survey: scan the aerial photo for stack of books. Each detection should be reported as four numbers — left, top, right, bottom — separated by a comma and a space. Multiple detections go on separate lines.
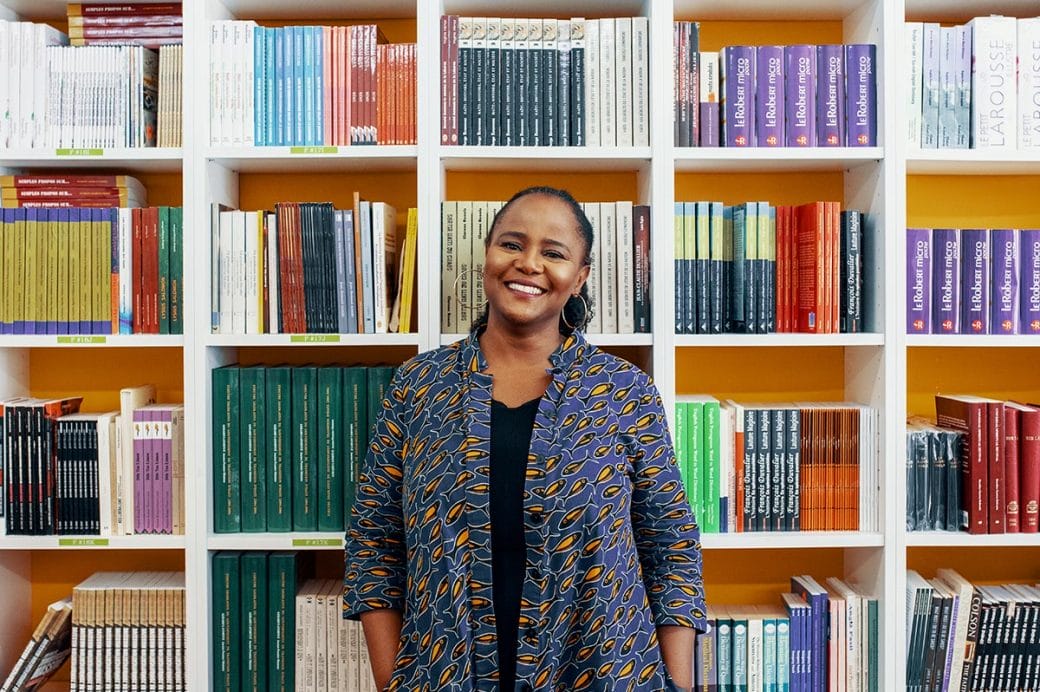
67, 2, 183, 48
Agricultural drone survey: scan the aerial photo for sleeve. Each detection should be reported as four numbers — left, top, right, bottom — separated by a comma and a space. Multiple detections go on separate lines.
625, 374, 708, 633
343, 372, 408, 619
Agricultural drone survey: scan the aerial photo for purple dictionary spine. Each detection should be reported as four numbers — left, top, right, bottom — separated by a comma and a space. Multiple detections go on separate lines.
1021, 230, 1040, 334
907, 228, 932, 333
756, 46, 785, 147
722, 46, 756, 146
960, 229, 990, 334
990, 229, 1019, 334
931, 228, 960, 333
784, 45, 816, 146
845, 44, 877, 146
816, 44, 845, 146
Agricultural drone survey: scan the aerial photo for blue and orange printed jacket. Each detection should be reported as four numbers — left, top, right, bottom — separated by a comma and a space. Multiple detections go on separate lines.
344, 330, 707, 691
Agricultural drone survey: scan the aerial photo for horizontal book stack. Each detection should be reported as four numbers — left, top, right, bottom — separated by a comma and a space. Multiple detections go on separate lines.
212, 364, 395, 533
441, 200, 650, 334
675, 201, 865, 334
674, 23, 878, 148
904, 569, 1040, 692
675, 398, 879, 533
212, 201, 417, 335
699, 576, 880, 692
1, 597, 73, 691
440, 15, 650, 147
209, 21, 416, 147
67, 2, 183, 48
71, 571, 186, 692
1, 173, 147, 209
907, 227, 1040, 335
930, 395, 1040, 536
906, 16, 1040, 150
905, 420, 964, 532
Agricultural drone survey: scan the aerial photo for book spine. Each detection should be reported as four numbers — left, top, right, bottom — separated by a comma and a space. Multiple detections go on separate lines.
598, 18, 614, 147
907, 22, 924, 147
956, 25, 972, 148
500, 19, 516, 146
542, 19, 559, 147
212, 552, 242, 692
1022, 230, 1040, 334
785, 45, 816, 146
569, 18, 585, 146
528, 19, 544, 146
632, 17, 649, 148
988, 402, 1006, 534
970, 16, 1018, 148
816, 44, 845, 146
921, 24, 941, 148
756, 45, 784, 147
212, 367, 240, 532
960, 229, 990, 334
1021, 18, 1040, 148
614, 17, 631, 148
938, 28, 958, 148
907, 228, 931, 334
845, 44, 877, 146
990, 229, 1019, 334
700, 51, 720, 147
721, 46, 755, 146
633, 205, 651, 333
240, 367, 266, 532
931, 228, 961, 333
292, 365, 317, 530
1005, 407, 1021, 533
485, 19, 500, 146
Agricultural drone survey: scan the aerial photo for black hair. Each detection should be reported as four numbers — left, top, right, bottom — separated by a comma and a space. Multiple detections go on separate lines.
470, 186, 595, 334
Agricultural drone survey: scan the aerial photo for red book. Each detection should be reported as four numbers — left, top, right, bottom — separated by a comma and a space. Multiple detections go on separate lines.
349, 26, 362, 144
987, 400, 1006, 533
796, 202, 824, 333
68, 2, 182, 16
144, 207, 160, 334
275, 204, 293, 333
5, 198, 133, 209
1019, 402, 1040, 533
1004, 403, 1024, 532
68, 14, 181, 27
935, 394, 991, 534
829, 202, 841, 334
132, 208, 143, 333
69, 24, 183, 39
288, 204, 306, 333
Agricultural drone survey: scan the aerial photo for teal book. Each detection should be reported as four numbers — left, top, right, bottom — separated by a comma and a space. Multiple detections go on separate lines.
366, 366, 396, 440
341, 367, 368, 528
714, 606, 734, 692
317, 367, 344, 531
268, 552, 311, 692
157, 206, 171, 334
212, 366, 241, 533
776, 613, 791, 692
732, 608, 749, 692
241, 551, 268, 692
240, 365, 268, 532
266, 365, 293, 532
170, 206, 183, 334
212, 551, 243, 692
762, 607, 779, 692
867, 595, 879, 692
292, 365, 318, 530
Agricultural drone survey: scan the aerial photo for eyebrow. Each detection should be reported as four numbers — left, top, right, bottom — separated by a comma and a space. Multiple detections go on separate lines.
496, 229, 572, 250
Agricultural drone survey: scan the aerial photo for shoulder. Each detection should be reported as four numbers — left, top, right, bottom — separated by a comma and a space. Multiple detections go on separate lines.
392, 341, 464, 386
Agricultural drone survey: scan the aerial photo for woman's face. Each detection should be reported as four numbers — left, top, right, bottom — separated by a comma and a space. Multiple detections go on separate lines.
482, 193, 590, 335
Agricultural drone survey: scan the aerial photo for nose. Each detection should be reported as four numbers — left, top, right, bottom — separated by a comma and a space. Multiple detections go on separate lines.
515, 247, 542, 273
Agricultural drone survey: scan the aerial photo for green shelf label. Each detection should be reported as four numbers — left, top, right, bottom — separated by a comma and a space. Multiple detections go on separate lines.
56, 148, 104, 156
57, 336, 107, 344
59, 538, 109, 546
290, 334, 341, 343
290, 146, 338, 155
292, 538, 342, 547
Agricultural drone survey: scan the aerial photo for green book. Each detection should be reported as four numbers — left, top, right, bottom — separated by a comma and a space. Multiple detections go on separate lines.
689, 395, 721, 533
267, 552, 308, 692
170, 206, 183, 334
157, 206, 170, 334
292, 365, 318, 531
241, 551, 268, 692
212, 551, 243, 692
366, 366, 396, 441
212, 366, 241, 533
685, 401, 704, 525
867, 595, 879, 692
341, 367, 368, 528
317, 367, 344, 531
266, 365, 293, 532
674, 403, 690, 504
240, 365, 268, 532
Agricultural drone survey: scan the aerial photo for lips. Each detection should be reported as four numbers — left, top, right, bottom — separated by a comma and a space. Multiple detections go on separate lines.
506, 281, 547, 296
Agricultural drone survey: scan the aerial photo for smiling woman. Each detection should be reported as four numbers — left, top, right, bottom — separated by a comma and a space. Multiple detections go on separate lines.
344, 186, 707, 692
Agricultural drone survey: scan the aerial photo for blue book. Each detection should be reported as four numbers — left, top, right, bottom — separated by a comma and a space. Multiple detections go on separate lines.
293, 25, 305, 146
959, 228, 989, 334
302, 25, 314, 146
314, 25, 324, 145
265, 28, 276, 146
781, 592, 810, 692
762, 608, 779, 692
254, 26, 266, 145
777, 615, 791, 692
790, 576, 829, 692
359, 201, 375, 334
280, 26, 292, 146
732, 609, 749, 692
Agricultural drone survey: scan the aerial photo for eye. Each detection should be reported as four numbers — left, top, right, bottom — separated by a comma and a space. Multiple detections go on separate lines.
544, 249, 566, 260
500, 240, 522, 251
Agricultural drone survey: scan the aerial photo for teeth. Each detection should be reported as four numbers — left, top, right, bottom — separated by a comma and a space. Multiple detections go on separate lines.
508, 282, 544, 295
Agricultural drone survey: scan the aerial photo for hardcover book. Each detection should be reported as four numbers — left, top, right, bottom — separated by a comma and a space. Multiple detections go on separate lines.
907, 228, 931, 334
990, 229, 1018, 334
755, 46, 784, 147
845, 44, 877, 146
784, 45, 816, 146
1021, 18, 1040, 148
931, 228, 960, 334
721, 46, 755, 146
959, 229, 989, 334
1021, 229, 1040, 333
816, 44, 845, 146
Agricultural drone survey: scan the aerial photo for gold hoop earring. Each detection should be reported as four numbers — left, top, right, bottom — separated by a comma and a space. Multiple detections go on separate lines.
560, 294, 590, 331
452, 269, 487, 313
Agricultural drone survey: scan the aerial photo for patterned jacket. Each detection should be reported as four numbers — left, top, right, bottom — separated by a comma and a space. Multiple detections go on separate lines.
344, 329, 707, 691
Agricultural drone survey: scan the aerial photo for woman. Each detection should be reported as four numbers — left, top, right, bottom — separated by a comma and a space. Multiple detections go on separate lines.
344, 186, 706, 691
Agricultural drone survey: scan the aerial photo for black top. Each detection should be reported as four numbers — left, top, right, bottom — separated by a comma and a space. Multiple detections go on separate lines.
489, 395, 540, 691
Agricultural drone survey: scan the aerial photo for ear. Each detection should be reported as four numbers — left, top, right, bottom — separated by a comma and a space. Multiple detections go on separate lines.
572, 263, 591, 295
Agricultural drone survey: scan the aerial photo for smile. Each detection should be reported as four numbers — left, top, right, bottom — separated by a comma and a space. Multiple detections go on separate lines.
506, 282, 547, 296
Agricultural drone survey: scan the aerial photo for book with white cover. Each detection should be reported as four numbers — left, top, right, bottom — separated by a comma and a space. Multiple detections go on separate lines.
441, 201, 458, 333
969, 15, 1017, 148
615, 201, 634, 333
599, 202, 618, 333
598, 18, 616, 147
584, 18, 600, 147
371, 202, 397, 334
1019, 18, 1040, 147
245, 210, 260, 334
905, 22, 923, 147
632, 17, 649, 147
615, 18, 632, 147
826, 577, 862, 692
581, 202, 602, 334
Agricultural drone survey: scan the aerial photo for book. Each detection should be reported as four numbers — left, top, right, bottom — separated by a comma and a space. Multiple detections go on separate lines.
907, 228, 931, 333
960, 229, 989, 334
756, 45, 784, 147
969, 16, 1017, 148
931, 228, 960, 333
817, 44, 846, 146
721, 46, 755, 146
1, 597, 73, 692
845, 44, 877, 146
1021, 229, 1040, 334
785, 45, 816, 146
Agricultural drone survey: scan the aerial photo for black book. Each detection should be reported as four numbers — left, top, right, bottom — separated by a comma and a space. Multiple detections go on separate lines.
516, 21, 529, 146
771, 408, 785, 530
841, 210, 863, 333
526, 19, 543, 146
743, 407, 757, 531
708, 202, 723, 334
940, 429, 961, 531
675, 228, 685, 335
304, 204, 320, 332
786, 408, 800, 531
928, 429, 946, 531
458, 18, 474, 145
926, 580, 954, 692
907, 574, 933, 692
756, 408, 771, 531
557, 21, 570, 146
486, 20, 500, 146
694, 203, 709, 334
324, 203, 338, 333
472, 19, 487, 145
541, 19, 558, 146
569, 19, 585, 146
500, 20, 516, 146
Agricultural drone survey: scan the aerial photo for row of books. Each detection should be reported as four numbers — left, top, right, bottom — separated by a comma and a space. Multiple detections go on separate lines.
440, 16, 649, 147
211, 201, 417, 336
907, 228, 1040, 335
0, 597, 72, 692
67, 1, 183, 49
212, 364, 394, 533
212, 552, 377, 692
1, 384, 184, 536
904, 570, 1040, 692
905, 421, 964, 533
676, 27, 878, 149
440, 201, 651, 334
676, 202, 865, 335
675, 398, 879, 534
697, 576, 879, 692
0, 203, 185, 336
906, 16, 1040, 150
209, 22, 417, 147
71, 572, 186, 692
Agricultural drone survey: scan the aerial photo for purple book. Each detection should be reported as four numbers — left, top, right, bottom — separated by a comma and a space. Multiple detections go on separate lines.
1019, 230, 1040, 334
845, 44, 877, 146
756, 46, 785, 147
785, 45, 816, 146
816, 45, 845, 147
907, 228, 932, 333
159, 407, 172, 535
960, 229, 990, 334
700, 102, 720, 147
133, 407, 146, 534
931, 228, 960, 333
721, 46, 756, 146
990, 229, 1019, 334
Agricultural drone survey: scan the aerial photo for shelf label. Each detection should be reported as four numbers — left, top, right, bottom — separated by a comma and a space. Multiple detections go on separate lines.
292, 538, 343, 547
290, 146, 338, 155
57, 336, 107, 344
290, 334, 341, 343
56, 148, 104, 156
59, 538, 110, 546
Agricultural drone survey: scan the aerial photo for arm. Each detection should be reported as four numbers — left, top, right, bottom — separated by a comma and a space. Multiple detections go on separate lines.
658, 624, 696, 690
360, 608, 404, 691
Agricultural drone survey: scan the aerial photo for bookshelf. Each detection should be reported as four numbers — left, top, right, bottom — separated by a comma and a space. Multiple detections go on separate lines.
0, 0, 1037, 689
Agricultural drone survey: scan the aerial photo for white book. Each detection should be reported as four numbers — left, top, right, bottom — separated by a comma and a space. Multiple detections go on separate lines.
96, 412, 118, 536
747, 608, 764, 692
17, 23, 33, 147
615, 18, 632, 147
921, 23, 940, 148
118, 385, 156, 535
347, 619, 360, 692
969, 15, 1017, 148
232, 21, 245, 147
1019, 18, 1040, 147
615, 201, 634, 333
266, 212, 280, 333
905, 22, 923, 147
337, 607, 350, 692
358, 624, 375, 692
719, 400, 736, 532
937, 26, 958, 148
0, 20, 9, 147
230, 210, 246, 334
599, 201, 618, 333
370, 202, 398, 334
582, 202, 602, 333
33, 23, 66, 147
632, 16, 649, 147
598, 18, 616, 147
315, 581, 329, 692
209, 22, 222, 146
117, 46, 130, 148
326, 581, 341, 692
9, 22, 24, 147
118, 208, 133, 333
584, 18, 600, 147
441, 201, 458, 333
242, 21, 256, 147
471, 202, 488, 313
456, 202, 473, 331
244, 210, 260, 334
827, 578, 861, 692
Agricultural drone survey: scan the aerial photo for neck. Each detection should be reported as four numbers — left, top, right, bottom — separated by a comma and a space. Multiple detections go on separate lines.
479, 317, 564, 369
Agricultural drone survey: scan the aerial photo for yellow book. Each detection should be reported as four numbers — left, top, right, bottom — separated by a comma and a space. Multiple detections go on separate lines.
45, 210, 57, 332
399, 208, 418, 333
57, 210, 70, 333
40, 210, 53, 333
256, 211, 265, 334
0, 212, 6, 331
79, 212, 91, 333
25, 210, 38, 334
94, 211, 109, 334
68, 213, 80, 332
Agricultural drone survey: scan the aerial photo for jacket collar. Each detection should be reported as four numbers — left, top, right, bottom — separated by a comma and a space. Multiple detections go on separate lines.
458, 327, 589, 375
